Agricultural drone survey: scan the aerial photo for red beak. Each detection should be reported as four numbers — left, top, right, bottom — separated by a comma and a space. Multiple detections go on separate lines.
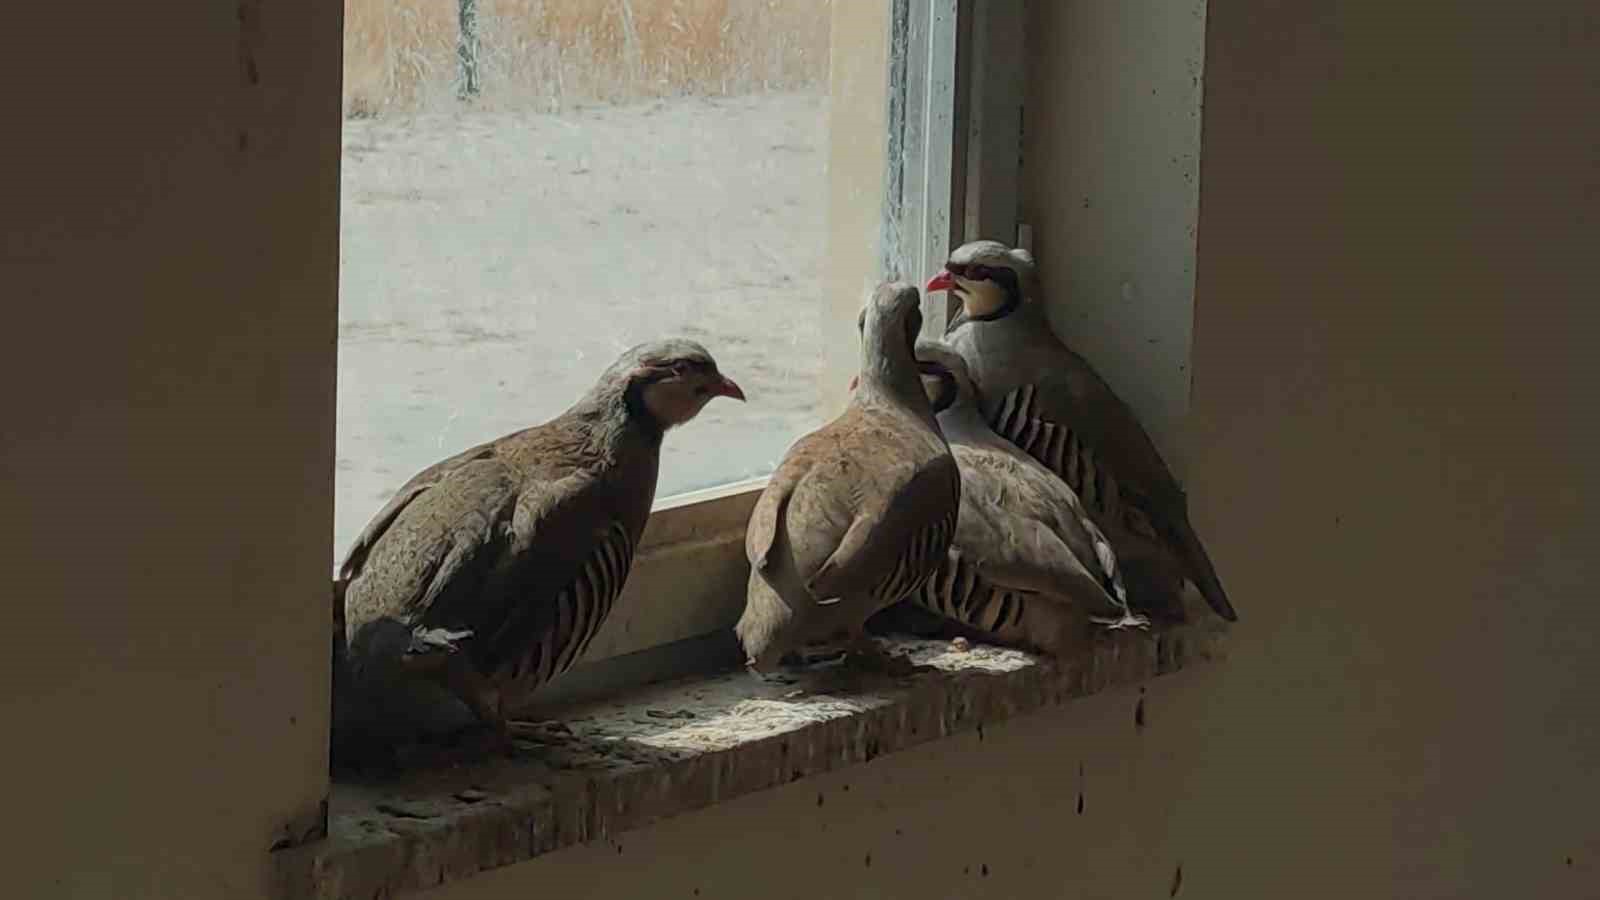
846, 374, 859, 393
712, 375, 746, 402
925, 270, 956, 293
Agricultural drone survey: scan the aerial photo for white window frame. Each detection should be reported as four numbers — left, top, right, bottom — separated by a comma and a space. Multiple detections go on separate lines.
501, 0, 1025, 705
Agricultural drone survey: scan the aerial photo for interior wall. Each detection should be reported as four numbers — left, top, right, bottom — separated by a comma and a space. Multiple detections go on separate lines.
6, 0, 1597, 898
1, 3, 341, 898
1170, 1, 1600, 892
1019, 0, 1207, 477
411, 1, 1600, 897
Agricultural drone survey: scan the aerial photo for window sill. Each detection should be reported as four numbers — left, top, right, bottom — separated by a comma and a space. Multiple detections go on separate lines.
577, 476, 767, 665
275, 598, 1227, 899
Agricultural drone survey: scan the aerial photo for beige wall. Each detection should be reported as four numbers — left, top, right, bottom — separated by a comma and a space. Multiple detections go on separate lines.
1021, 0, 1208, 477
2, 3, 340, 897
419, 1, 1600, 897
6, 0, 1598, 898
1172, 0, 1600, 891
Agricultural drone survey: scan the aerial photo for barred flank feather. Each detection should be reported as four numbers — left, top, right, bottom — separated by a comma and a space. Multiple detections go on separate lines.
990, 385, 1125, 524
912, 551, 1030, 635
507, 520, 634, 691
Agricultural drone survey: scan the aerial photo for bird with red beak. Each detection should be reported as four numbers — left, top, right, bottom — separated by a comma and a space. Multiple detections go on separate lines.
925, 239, 1036, 327
334, 339, 744, 769
737, 282, 959, 675
923, 239, 1239, 625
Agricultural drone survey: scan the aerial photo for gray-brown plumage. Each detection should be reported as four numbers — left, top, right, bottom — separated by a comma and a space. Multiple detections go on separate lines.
927, 240, 1236, 623
901, 339, 1146, 656
736, 282, 960, 672
335, 340, 743, 760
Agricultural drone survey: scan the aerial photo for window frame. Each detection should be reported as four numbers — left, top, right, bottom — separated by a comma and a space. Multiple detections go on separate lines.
542, 0, 1025, 690
335, 1, 1024, 698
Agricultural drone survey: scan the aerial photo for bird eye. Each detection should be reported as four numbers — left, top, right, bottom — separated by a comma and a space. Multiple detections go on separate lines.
967, 265, 991, 281
670, 361, 693, 377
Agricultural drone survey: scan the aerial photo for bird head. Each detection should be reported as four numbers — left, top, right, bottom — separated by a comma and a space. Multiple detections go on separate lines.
846, 337, 971, 416
925, 239, 1036, 320
853, 281, 923, 391
910, 338, 974, 415
612, 339, 745, 430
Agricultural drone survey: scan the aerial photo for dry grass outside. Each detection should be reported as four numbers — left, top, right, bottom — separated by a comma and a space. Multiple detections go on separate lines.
343, 0, 832, 116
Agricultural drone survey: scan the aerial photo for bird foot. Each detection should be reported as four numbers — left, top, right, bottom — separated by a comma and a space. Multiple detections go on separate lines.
502, 719, 573, 747
793, 646, 851, 668
1089, 612, 1151, 631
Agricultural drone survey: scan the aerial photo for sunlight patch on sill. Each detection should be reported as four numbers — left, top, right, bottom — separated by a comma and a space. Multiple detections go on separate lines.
275, 598, 1227, 900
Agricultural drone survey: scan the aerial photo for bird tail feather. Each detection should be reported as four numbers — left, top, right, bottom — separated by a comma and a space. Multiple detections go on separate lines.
1171, 514, 1237, 622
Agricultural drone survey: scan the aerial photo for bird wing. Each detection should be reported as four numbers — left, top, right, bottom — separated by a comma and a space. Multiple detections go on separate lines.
745, 442, 811, 574
338, 438, 498, 581
983, 356, 1236, 622
341, 453, 522, 641
468, 496, 636, 687
989, 366, 1172, 510
341, 416, 646, 678
953, 445, 1128, 618
804, 452, 961, 605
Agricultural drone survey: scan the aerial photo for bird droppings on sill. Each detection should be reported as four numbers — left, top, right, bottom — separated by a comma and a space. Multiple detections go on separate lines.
274, 608, 1225, 900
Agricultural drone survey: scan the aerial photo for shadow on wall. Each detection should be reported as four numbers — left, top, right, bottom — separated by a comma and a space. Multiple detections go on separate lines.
343, 0, 833, 116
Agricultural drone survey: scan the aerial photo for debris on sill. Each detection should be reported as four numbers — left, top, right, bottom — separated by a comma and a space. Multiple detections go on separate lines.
273, 613, 1225, 900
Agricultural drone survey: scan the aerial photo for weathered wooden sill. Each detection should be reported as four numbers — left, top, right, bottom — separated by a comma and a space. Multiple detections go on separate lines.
273, 605, 1226, 899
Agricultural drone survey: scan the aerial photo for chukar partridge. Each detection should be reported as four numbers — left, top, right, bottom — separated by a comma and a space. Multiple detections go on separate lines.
927, 240, 1236, 623
335, 340, 743, 762
903, 339, 1146, 656
736, 282, 960, 672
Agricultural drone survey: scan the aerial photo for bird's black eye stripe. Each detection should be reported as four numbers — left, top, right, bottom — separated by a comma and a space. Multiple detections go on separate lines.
678, 359, 719, 377
646, 359, 706, 380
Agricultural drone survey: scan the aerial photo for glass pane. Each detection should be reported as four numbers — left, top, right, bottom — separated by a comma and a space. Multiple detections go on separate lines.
337, 0, 834, 555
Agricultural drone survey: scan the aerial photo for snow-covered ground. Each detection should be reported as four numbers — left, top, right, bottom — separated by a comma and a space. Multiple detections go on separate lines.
336, 91, 829, 556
